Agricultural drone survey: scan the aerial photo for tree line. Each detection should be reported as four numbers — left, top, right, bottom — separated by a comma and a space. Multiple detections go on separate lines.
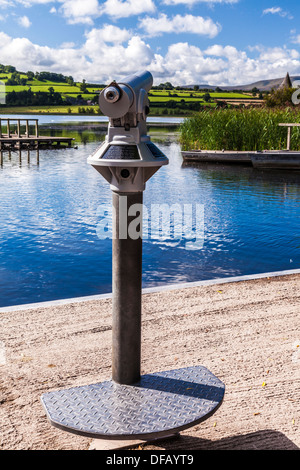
4, 89, 63, 106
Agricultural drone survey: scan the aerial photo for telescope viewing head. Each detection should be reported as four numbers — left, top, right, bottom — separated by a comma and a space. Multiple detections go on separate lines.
98, 70, 153, 129
87, 70, 168, 193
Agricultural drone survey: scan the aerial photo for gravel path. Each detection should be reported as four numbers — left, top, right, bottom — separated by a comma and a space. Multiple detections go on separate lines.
1, 273, 299, 450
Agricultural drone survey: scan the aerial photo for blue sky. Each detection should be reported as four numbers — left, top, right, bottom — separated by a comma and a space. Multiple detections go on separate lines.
0, 0, 300, 86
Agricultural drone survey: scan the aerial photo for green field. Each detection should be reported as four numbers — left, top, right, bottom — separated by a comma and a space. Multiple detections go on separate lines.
0, 72, 253, 101
0, 72, 101, 96
0, 68, 261, 117
3, 83, 100, 95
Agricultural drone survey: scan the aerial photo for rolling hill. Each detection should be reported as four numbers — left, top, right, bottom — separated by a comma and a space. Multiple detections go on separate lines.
190, 75, 300, 92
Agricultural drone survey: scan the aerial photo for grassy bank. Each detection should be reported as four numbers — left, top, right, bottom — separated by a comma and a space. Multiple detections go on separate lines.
180, 107, 300, 151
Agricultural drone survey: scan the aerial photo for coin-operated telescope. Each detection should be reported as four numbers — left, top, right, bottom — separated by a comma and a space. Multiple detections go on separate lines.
87, 70, 168, 192
41, 72, 225, 448
88, 71, 169, 386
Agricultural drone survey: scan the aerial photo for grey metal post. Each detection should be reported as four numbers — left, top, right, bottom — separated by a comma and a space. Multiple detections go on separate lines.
112, 191, 143, 385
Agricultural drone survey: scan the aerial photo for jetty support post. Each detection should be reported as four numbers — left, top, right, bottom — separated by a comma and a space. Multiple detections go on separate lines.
35, 120, 39, 138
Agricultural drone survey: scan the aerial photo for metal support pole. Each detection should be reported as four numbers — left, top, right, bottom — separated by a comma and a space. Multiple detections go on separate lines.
112, 191, 143, 385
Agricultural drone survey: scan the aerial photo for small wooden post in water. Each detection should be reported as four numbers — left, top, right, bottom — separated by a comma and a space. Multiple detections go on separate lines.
35, 120, 39, 138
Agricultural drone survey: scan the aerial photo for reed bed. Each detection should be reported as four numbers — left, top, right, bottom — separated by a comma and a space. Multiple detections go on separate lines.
179, 107, 300, 151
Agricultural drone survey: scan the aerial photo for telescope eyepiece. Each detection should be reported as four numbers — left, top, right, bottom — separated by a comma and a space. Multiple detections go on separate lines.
104, 86, 121, 103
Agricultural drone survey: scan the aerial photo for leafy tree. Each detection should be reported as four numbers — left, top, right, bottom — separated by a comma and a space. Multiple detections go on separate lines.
264, 87, 296, 107
27, 71, 34, 81
80, 79, 87, 92
66, 76, 74, 85
203, 92, 211, 102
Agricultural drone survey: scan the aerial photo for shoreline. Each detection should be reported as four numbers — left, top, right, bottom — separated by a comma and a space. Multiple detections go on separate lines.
1, 268, 300, 313
1, 269, 299, 450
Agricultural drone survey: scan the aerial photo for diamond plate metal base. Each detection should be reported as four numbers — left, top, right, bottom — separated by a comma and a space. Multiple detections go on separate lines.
41, 366, 225, 441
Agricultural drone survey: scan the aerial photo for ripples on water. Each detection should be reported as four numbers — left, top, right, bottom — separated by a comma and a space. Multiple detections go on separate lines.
0, 123, 299, 307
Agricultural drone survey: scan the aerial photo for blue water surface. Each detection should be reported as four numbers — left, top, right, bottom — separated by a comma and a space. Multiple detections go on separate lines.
0, 122, 299, 307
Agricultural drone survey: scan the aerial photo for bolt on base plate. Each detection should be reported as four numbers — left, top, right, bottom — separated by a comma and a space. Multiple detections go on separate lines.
41, 366, 225, 441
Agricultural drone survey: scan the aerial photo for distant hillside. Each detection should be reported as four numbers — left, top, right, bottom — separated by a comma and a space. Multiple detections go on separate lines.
188, 75, 300, 92
226, 76, 300, 92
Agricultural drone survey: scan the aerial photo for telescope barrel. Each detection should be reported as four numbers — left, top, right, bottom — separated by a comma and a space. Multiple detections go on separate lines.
119, 70, 153, 95
99, 70, 153, 119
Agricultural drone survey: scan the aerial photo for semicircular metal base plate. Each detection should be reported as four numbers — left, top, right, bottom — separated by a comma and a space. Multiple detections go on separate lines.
41, 366, 225, 440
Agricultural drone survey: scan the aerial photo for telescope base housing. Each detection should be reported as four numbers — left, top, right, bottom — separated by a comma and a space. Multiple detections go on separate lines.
41, 365, 225, 441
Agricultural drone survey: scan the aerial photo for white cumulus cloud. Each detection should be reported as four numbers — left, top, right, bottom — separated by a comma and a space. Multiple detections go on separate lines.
139, 13, 221, 38
17, 15, 32, 27
163, 0, 239, 5
101, 0, 156, 19
291, 34, 300, 45
59, 0, 101, 25
0, 29, 299, 87
57, 0, 156, 24
262, 7, 293, 20
91, 24, 132, 44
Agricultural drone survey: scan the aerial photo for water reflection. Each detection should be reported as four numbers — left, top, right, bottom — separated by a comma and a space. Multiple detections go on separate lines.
0, 149, 40, 167
0, 124, 299, 308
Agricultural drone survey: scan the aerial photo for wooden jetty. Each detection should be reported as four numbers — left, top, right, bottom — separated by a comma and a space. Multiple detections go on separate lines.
182, 122, 300, 170
182, 149, 300, 170
181, 150, 252, 164
0, 118, 74, 150
250, 151, 300, 170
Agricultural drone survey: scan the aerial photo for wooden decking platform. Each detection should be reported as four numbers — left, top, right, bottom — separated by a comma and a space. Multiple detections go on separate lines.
0, 135, 74, 150
0, 118, 74, 150
182, 150, 252, 164
181, 150, 300, 170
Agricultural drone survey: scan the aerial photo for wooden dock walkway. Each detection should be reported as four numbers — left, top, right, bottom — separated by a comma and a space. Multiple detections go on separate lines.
181, 123, 300, 170
182, 149, 300, 170
0, 118, 73, 150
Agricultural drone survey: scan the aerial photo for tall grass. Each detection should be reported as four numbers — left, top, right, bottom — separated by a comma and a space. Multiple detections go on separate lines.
180, 107, 300, 151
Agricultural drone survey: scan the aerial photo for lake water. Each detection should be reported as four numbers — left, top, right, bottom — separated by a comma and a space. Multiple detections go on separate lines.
0, 117, 299, 307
